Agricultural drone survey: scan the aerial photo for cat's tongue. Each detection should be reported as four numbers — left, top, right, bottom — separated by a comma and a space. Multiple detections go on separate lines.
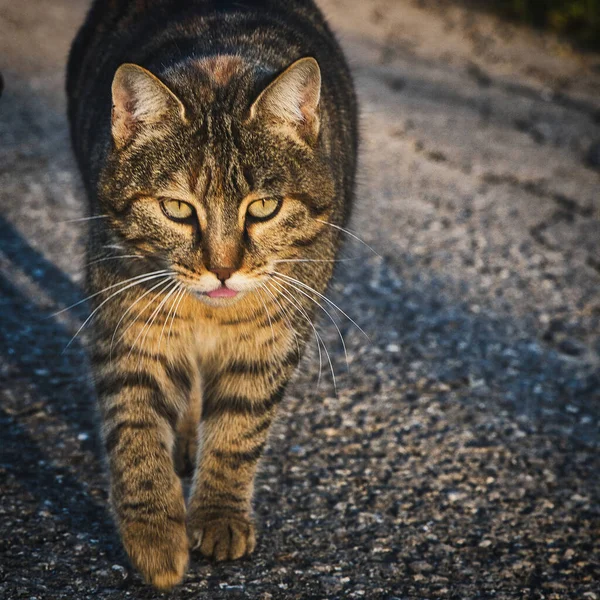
206, 287, 238, 299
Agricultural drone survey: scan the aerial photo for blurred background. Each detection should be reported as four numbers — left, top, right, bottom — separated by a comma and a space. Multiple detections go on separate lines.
1, 1, 599, 599
480, 0, 600, 48
432, 0, 600, 51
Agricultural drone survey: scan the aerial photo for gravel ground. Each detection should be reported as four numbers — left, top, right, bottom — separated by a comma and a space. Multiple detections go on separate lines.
1, 1, 599, 599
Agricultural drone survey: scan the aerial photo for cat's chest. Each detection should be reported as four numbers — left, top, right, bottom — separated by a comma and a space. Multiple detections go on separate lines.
192, 316, 285, 367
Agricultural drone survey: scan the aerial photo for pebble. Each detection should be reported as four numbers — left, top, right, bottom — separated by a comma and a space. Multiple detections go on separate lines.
219, 584, 244, 591
111, 565, 127, 580
558, 339, 584, 357
410, 561, 434, 573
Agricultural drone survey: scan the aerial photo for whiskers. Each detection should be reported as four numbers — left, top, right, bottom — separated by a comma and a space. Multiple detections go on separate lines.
272, 271, 369, 341
267, 278, 330, 390
56, 269, 173, 352
86, 254, 145, 268
315, 219, 380, 258
263, 268, 369, 393
53, 266, 189, 362
61, 214, 111, 224
273, 257, 359, 264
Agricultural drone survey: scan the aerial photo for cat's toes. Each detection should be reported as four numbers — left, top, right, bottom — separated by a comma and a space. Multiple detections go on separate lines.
189, 515, 256, 561
122, 521, 189, 590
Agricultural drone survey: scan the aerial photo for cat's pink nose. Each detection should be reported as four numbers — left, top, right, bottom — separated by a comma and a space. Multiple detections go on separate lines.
210, 267, 235, 283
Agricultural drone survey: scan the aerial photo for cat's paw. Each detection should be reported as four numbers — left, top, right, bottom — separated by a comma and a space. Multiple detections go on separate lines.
189, 514, 256, 561
122, 521, 189, 590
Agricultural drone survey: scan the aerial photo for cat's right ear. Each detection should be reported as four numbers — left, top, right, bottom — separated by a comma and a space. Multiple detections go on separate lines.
111, 64, 186, 148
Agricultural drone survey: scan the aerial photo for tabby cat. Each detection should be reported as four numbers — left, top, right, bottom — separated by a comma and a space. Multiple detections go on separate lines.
66, 0, 357, 589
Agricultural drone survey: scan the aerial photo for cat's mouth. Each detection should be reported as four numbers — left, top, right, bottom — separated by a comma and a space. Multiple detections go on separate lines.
205, 286, 239, 299
192, 284, 246, 304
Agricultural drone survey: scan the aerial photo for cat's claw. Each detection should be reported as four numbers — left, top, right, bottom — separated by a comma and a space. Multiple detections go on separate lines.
190, 515, 256, 561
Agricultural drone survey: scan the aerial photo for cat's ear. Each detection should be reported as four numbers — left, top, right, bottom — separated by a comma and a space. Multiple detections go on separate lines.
111, 63, 186, 148
249, 57, 321, 145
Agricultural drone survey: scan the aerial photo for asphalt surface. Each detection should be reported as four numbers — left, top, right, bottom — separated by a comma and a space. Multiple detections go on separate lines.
1, 1, 599, 599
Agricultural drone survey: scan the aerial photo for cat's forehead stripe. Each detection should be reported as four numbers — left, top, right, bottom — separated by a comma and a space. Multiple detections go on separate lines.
193, 56, 245, 87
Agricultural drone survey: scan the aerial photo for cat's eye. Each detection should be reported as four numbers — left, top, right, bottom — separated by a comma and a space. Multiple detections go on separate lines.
161, 199, 194, 222
247, 198, 281, 221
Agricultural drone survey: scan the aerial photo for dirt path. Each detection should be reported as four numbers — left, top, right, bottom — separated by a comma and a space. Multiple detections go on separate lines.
1, 1, 599, 598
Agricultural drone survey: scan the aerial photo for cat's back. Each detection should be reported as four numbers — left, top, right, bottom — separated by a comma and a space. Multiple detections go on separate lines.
67, 0, 357, 183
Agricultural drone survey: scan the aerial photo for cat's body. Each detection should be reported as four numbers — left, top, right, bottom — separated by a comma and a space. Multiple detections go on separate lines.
67, 0, 357, 589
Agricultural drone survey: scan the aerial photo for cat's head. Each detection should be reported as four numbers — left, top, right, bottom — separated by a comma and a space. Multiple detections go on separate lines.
98, 57, 338, 304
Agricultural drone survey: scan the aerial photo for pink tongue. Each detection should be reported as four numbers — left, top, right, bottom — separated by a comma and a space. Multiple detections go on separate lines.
206, 287, 238, 299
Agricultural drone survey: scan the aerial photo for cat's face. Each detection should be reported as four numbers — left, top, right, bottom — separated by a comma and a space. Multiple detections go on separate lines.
99, 58, 336, 304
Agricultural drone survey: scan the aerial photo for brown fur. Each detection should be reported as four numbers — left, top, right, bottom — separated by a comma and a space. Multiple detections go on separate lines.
67, 0, 357, 589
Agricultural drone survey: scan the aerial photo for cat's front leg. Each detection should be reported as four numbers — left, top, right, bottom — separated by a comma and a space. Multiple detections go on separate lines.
187, 366, 292, 561
91, 336, 194, 589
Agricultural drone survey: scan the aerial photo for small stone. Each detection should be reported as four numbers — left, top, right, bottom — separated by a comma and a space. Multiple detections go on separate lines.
558, 339, 584, 356
77, 433, 89, 441
111, 564, 127, 579
409, 561, 433, 573
479, 539, 492, 548
571, 494, 588, 503
219, 584, 244, 591
289, 445, 305, 456
385, 344, 400, 353
447, 491, 466, 503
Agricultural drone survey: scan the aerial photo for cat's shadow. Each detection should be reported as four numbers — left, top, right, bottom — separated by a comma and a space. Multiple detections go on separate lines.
0, 214, 124, 563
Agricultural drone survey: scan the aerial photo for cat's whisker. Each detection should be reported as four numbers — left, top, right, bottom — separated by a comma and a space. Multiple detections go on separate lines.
272, 271, 369, 341
138, 281, 180, 363
167, 286, 187, 346
130, 281, 179, 370
315, 219, 380, 257
157, 282, 184, 352
262, 282, 301, 357
269, 278, 336, 393
61, 215, 110, 224
256, 286, 276, 347
273, 276, 349, 373
273, 257, 359, 264
110, 276, 176, 359
128, 279, 179, 363
51, 269, 171, 317
61, 272, 173, 352
268, 279, 324, 389
87, 254, 145, 268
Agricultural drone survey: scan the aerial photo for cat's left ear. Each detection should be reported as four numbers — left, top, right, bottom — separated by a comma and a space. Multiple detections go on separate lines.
111, 63, 186, 148
248, 57, 321, 145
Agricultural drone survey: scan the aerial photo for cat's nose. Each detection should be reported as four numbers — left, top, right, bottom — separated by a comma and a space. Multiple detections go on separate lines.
210, 267, 235, 283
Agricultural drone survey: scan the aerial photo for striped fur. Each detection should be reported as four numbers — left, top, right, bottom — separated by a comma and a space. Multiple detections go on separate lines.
67, 0, 357, 590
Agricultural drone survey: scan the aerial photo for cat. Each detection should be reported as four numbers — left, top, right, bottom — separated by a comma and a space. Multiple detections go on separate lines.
66, 0, 357, 590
